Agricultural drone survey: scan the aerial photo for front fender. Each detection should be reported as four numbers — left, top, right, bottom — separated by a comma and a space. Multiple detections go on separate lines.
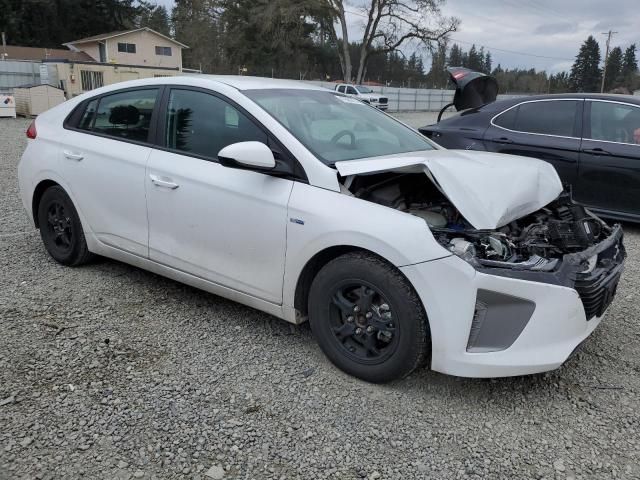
282, 182, 451, 308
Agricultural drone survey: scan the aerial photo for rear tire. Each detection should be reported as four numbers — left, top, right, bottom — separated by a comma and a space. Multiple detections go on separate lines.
308, 252, 430, 383
37, 186, 94, 266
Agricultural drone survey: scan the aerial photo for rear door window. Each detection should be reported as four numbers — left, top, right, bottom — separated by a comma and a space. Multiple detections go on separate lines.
80, 89, 159, 143
587, 101, 640, 145
346, 86, 357, 95
494, 100, 579, 137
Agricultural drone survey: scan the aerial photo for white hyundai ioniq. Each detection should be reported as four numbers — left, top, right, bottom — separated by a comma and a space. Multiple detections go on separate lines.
18, 76, 626, 383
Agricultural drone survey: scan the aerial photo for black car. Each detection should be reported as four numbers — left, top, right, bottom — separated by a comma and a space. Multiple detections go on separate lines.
420, 94, 640, 222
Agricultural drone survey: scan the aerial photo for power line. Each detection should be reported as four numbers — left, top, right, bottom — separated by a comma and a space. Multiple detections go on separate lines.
526, 0, 566, 18
449, 38, 574, 62
344, 6, 575, 62
495, 0, 561, 22
343, 7, 368, 18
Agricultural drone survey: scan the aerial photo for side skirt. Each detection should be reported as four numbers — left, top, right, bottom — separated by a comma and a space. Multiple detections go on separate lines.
87, 235, 302, 324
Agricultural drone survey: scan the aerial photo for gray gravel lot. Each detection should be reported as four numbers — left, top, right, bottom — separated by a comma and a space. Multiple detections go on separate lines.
1, 116, 640, 480
390, 111, 443, 128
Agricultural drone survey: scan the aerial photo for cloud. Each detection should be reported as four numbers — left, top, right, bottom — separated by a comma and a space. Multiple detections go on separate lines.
534, 22, 578, 35
154, 0, 640, 73
439, 0, 639, 72
592, 19, 632, 31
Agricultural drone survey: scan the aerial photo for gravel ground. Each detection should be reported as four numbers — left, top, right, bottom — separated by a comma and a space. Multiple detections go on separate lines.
391, 111, 445, 128
1, 116, 640, 480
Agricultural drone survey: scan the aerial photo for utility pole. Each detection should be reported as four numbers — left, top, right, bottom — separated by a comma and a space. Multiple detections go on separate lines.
600, 30, 618, 93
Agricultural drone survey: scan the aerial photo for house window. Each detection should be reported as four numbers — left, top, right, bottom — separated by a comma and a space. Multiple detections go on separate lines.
80, 70, 104, 91
118, 42, 136, 54
155, 46, 172, 56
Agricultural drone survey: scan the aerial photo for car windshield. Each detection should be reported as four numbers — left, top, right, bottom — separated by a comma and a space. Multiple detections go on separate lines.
245, 89, 434, 164
356, 86, 373, 93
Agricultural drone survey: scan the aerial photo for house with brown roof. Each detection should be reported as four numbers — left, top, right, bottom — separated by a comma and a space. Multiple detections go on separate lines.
0, 28, 190, 98
63, 27, 188, 70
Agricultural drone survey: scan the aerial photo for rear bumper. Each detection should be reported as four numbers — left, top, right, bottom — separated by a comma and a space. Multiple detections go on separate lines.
17, 147, 35, 226
400, 227, 625, 378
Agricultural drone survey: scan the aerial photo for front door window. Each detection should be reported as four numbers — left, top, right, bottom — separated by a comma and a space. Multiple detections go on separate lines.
164, 89, 267, 159
588, 101, 640, 145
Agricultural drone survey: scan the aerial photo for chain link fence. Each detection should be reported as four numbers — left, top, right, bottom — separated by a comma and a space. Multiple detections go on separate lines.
306, 81, 526, 112
307, 81, 455, 112
0, 63, 525, 112
0, 60, 58, 93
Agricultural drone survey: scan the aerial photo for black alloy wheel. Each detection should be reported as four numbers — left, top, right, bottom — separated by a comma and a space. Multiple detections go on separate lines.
308, 252, 430, 383
328, 282, 398, 364
45, 200, 73, 252
37, 186, 94, 266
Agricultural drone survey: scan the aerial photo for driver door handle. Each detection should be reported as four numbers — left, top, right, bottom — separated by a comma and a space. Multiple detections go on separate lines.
492, 137, 513, 144
582, 147, 611, 156
149, 174, 179, 190
63, 150, 84, 161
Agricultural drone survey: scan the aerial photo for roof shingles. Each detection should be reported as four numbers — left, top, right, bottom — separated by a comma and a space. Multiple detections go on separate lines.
64, 28, 188, 48
0, 46, 94, 62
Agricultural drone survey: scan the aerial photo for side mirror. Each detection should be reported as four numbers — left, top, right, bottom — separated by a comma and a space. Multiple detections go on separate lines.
217, 141, 276, 170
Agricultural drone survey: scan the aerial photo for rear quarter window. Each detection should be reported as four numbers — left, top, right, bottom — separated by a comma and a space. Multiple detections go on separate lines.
78, 99, 98, 130
493, 105, 518, 129
70, 88, 159, 143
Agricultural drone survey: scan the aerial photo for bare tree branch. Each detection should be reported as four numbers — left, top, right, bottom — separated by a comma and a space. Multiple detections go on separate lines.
323, 0, 459, 83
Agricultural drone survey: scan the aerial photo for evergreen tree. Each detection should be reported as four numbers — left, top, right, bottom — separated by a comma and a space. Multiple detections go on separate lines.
221, 0, 323, 79
549, 72, 570, 93
483, 52, 492, 75
172, 0, 225, 72
0, 0, 141, 48
569, 36, 601, 92
447, 43, 463, 67
603, 46, 623, 91
466, 44, 483, 71
426, 42, 448, 88
139, 4, 171, 36
621, 44, 639, 89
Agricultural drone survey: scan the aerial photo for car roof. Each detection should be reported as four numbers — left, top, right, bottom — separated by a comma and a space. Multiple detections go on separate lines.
493, 92, 640, 107
184, 74, 327, 91
65, 74, 331, 105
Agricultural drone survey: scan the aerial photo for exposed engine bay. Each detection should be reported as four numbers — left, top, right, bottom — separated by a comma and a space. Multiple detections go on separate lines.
343, 172, 612, 271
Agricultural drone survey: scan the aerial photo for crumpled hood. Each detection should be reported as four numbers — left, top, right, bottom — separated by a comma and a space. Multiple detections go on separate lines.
335, 149, 563, 230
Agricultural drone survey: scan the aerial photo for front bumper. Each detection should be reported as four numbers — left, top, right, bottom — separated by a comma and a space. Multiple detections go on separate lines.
401, 227, 625, 378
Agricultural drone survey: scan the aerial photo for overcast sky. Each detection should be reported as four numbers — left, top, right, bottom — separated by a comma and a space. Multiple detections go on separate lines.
156, 0, 639, 73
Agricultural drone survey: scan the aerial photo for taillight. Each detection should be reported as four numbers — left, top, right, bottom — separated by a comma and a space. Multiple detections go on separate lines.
26, 121, 37, 139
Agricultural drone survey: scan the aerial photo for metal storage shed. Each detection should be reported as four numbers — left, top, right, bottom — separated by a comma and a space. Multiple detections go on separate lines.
14, 84, 65, 116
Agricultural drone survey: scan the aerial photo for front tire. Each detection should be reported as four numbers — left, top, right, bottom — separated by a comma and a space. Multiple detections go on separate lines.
308, 252, 430, 383
37, 186, 93, 266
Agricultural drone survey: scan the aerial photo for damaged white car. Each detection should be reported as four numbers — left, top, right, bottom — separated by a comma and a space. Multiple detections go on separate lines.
18, 76, 626, 383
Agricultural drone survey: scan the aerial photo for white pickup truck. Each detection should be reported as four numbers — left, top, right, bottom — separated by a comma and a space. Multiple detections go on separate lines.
334, 84, 388, 111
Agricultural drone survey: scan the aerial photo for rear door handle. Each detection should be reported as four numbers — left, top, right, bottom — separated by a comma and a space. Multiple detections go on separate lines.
149, 174, 179, 190
63, 150, 84, 161
492, 137, 513, 144
582, 148, 611, 156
